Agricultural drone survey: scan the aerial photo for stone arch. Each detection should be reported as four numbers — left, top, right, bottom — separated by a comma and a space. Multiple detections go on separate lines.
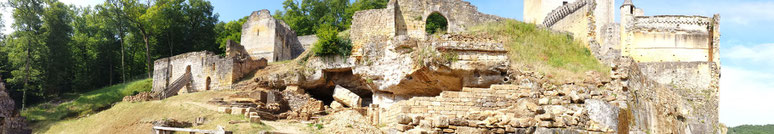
425, 11, 449, 35
205, 77, 211, 91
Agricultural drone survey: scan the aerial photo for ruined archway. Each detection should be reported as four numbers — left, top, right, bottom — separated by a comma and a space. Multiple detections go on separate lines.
425, 12, 448, 35
205, 77, 211, 91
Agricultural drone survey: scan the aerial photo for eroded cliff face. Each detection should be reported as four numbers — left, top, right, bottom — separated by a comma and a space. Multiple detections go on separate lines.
247, 34, 721, 133
0, 77, 31, 134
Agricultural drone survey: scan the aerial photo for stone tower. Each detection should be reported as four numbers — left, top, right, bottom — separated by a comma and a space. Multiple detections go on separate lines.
240, 9, 305, 62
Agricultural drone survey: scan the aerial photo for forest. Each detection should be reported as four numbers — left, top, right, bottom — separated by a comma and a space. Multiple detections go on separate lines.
0, 0, 388, 109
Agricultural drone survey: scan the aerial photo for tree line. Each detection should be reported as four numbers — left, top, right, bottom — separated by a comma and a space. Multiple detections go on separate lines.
0, 0, 388, 109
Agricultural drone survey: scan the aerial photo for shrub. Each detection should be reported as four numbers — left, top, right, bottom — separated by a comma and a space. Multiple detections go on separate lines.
312, 24, 352, 56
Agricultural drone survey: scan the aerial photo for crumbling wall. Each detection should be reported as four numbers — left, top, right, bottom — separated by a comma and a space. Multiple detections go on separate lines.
523, 0, 579, 24
392, 0, 503, 39
350, 0, 503, 57
545, 0, 595, 44
241, 9, 304, 62
152, 50, 265, 94
350, 8, 396, 57
622, 15, 720, 63
297, 35, 319, 50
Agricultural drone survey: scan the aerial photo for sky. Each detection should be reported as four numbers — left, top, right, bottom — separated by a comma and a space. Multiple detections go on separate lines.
1, 0, 772, 127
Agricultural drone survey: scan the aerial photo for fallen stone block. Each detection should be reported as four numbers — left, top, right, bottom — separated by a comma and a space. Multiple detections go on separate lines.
333, 85, 362, 108
330, 101, 344, 109
217, 107, 232, 114
231, 107, 246, 115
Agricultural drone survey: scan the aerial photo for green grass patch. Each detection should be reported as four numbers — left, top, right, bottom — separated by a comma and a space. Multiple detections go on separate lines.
468, 19, 609, 82
22, 78, 152, 122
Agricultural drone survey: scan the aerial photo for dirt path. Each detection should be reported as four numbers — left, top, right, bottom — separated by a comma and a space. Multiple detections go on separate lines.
263, 120, 314, 134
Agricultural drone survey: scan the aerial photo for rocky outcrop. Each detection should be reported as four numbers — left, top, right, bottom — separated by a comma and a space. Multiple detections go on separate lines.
0, 77, 31, 134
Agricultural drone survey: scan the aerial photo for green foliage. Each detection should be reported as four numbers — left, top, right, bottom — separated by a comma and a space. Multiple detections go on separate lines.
21, 78, 151, 122
312, 25, 351, 56
215, 16, 249, 51
274, 0, 389, 35
468, 19, 609, 81
425, 12, 448, 34
729, 124, 774, 134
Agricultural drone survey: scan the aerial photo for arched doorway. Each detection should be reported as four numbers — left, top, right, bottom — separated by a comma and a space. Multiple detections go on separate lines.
205, 77, 211, 91
425, 12, 448, 35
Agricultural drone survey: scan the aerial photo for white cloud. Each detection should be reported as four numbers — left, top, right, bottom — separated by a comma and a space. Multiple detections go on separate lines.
724, 43, 774, 63
719, 66, 774, 127
719, 43, 774, 126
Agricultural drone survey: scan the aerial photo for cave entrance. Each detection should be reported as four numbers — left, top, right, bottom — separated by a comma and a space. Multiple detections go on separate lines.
425, 12, 448, 35
305, 69, 374, 107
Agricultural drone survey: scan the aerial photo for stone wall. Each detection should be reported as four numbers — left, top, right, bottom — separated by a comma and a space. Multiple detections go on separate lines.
297, 35, 319, 50
350, 8, 396, 57
524, 0, 579, 24
350, 0, 504, 58
622, 15, 720, 63
546, 0, 594, 44
152, 48, 265, 95
241, 9, 305, 62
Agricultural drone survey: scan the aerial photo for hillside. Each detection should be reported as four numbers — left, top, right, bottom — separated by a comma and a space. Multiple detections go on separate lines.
729, 124, 774, 134
22, 79, 152, 130
35, 90, 279, 133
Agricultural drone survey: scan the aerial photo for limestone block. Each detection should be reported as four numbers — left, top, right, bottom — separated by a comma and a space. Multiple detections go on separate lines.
285, 85, 303, 94
538, 98, 550, 105
398, 115, 413, 125
217, 107, 232, 114
585, 99, 619, 130
330, 101, 344, 109
231, 107, 246, 115
249, 115, 262, 123
432, 116, 449, 128
333, 85, 362, 108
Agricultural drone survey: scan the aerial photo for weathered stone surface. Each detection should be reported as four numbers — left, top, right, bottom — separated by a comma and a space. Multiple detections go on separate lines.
330, 101, 344, 109
333, 85, 362, 108
152, 46, 266, 98
398, 115, 413, 125
217, 107, 232, 114
0, 77, 31, 134
585, 99, 618, 130
240, 9, 304, 62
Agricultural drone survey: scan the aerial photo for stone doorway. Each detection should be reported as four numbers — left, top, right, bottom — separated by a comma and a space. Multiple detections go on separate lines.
425, 12, 448, 35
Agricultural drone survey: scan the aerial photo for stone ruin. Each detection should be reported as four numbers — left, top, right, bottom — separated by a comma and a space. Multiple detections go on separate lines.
147, 0, 724, 133
0, 76, 31, 134
152, 40, 266, 99
524, 0, 722, 133
240, 9, 306, 62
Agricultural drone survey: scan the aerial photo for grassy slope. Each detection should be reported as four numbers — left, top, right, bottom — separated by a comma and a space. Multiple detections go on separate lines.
38, 90, 279, 133
22, 79, 152, 128
468, 19, 609, 82
729, 124, 774, 134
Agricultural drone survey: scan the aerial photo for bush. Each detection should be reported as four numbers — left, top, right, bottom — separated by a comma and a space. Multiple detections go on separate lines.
312, 24, 352, 56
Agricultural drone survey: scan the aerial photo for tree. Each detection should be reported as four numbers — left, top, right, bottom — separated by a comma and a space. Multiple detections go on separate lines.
117, 0, 153, 78
274, 0, 389, 35
40, 0, 75, 95
6, 0, 46, 109
215, 16, 248, 51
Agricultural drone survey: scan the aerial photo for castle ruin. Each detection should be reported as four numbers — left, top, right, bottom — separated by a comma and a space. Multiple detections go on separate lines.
240, 9, 306, 62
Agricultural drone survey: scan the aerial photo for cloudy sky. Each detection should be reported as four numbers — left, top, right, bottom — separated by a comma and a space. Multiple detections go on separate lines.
1, 0, 772, 127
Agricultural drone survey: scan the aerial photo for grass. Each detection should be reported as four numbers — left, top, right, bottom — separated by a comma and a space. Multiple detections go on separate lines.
467, 19, 609, 82
22, 78, 152, 127
34, 90, 275, 134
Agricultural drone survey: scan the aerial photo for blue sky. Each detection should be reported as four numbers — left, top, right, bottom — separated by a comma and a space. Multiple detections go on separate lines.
2, 0, 772, 127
